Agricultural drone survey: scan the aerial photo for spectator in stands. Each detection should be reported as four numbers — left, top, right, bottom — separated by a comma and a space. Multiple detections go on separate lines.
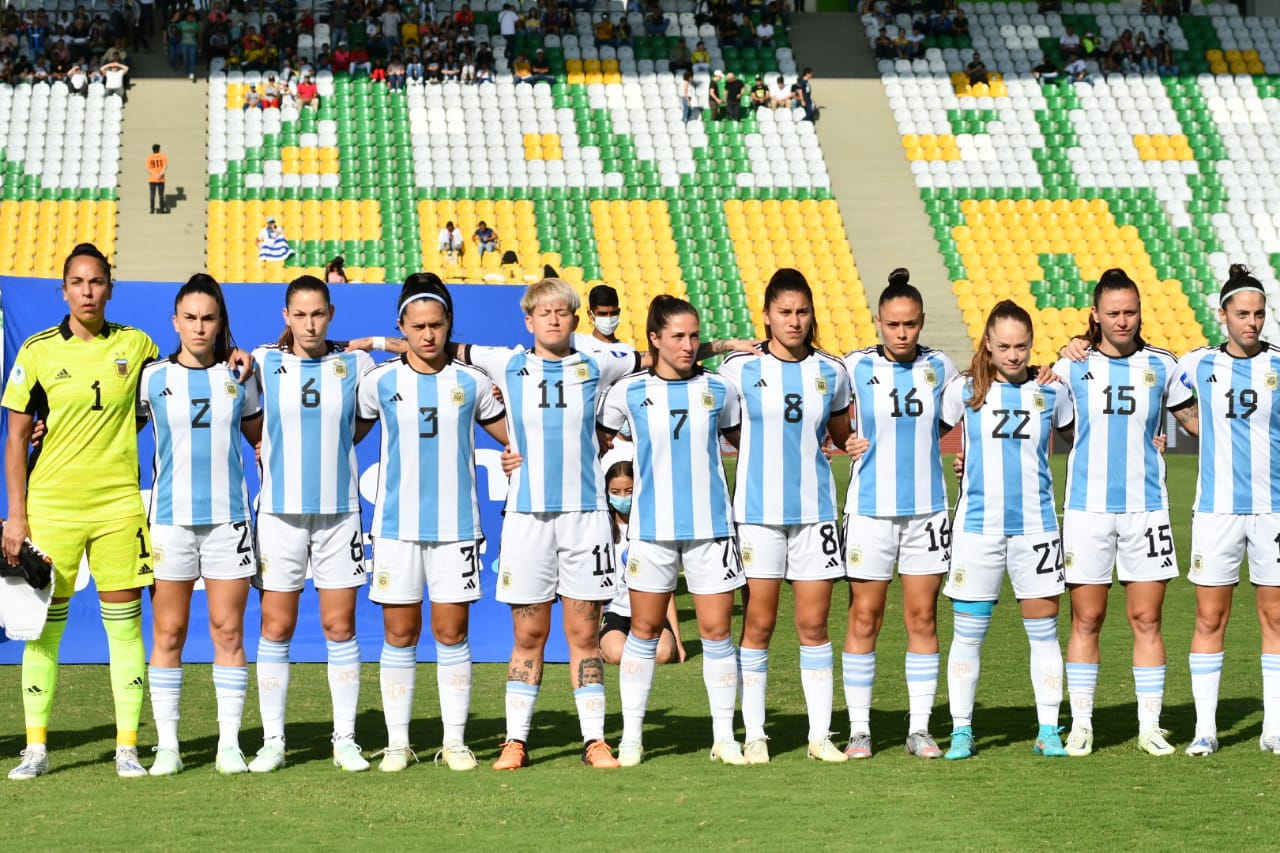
951, 9, 969, 37
755, 18, 774, 48
769, 73, 790, 109
351, 42, 373, 76
906, 23, 925, 59
454, 3, 475, 28
439, 220, 465, 258
1162, 0, 1181, 21
1065, 55, 1092, 84
680, 71, 697, 123
530, 48, 554, 83
750, 74, 769, 111
405, 49, 424, 82
298, 73, 319, 107
874, 27, 894, 60
473, 221, 500, 256
724, 71, 744, 121
370, 55, 389, 83
615, 15, 632, 46
593, 14, 616, 47
332, 42, 352, 73
691, 39, 710, 73
257, 217, 293, 262
385, 55, 406, 89
1038, 0, 1061, 12
1059, 24, 1081, 59
512, 51, 532, 84
1032, 54, 1059, 85
795, 66, 815, 121
326, 256, 349, 283
475, 42, 495, 83
1156, 37, 1178, 76
178, 9, 198, 80
242, 83, 263, 110
262, 74, 282, 108
644, 0, 669, 36
965, 51, 988, 85
67, 63, 89, 95
1081, 31, 1099, 57
1135, 32, 1156, 73
709, 69, 725, 121
440, 49, 459, 82
669, 40, 692, 74
498, 2, 518, 51
716, 12, 740, 48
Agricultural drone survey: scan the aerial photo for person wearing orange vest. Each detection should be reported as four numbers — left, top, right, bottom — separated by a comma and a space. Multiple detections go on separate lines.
146, 143, 168, 214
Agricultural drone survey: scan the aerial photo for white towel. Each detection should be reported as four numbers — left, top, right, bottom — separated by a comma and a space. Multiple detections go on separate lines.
0, 575, 52, 641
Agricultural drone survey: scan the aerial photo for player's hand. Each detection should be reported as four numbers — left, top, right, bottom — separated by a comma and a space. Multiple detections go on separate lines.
727, 338, 761, 354
1059, 337, 1090, 362
345, 337, 375, 352
1034, 364, 1062, 385
29, 420, 45, 447
254, 441, 263, 465
491, 384, 505, 406
228, 347, 255, 383
500, 445, 523, 476
2, 515, 29, 567
953, 446, 965, 480
1153, 434, 1167, 454
845, 435, 869, 460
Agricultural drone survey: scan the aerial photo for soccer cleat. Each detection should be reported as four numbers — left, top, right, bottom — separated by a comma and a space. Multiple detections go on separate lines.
376, 745, 418, 773
1260, 734, 1280, 754
904, 731, 943, 759
149, 747, 184, 776
582, 739, 621, 769
709, 740, 748, 765
743, 737, 771, 765
435, 743, 478, 771
617, 740, 644, 767
1137, 728, 1175, 757
8, 747, 49, 780
248, 739, 287, 773
1063, 727, 1093, 757
1185, 735, 1219, 757
843, 732, 872, 759
945, 727, 976, 761
215, 747, 249, 775
332, 737, 371, 772
807, 736, 849, 763
116, 746, 148, 778
492, 739, 529, 770
1033, 727, 1069, 757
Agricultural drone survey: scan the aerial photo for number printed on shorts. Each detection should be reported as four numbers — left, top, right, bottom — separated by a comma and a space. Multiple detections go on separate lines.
1033, 538, 1063, 576
136, 526, 150, 559
819, 522, 840, 556
924, 517, 952, 553
233, 521, 252, 554
1144, 524, 1173, 558
459, 544, 480, 589
349, 531, 365, 564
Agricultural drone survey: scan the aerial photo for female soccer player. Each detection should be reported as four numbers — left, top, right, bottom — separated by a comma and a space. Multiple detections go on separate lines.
140, 274, 264, 776
600, 295, 745, 766
357, 275, 508, 772
2, 245, 249, 780
249, 275, 377, 774
718, 269, 852, 764
939, 299, 1074, 760
1171, 265, 1280, 757
1052, 269, 1189, 758
841, 268, 958, 760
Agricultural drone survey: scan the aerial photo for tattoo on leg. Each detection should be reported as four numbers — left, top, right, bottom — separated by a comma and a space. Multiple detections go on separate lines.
577, 656, 605, 686
508, 657, 543, 686
572, 598, 601, 618
513, 604, 541, 620
507, 665, 530, 683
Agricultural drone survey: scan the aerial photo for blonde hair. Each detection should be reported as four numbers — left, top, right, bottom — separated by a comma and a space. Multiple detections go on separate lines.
521, 277, 581, 316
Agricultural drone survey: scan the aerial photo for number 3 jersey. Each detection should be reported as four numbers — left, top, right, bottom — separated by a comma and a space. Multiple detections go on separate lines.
253, 343, 375, 515
138, 357, 263, 526
1175, 343, 1280, 515
357, 357, 504, 542
940, 376, 1074, 536
1054, 347, 1188, 514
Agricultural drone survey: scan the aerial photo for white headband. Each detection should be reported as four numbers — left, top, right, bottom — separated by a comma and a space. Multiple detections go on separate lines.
1225, 284, 1265, 297
398, 292, 449, 316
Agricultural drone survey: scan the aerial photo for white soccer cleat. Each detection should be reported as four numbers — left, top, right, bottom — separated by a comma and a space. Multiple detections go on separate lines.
149, 747, 184, 776
617, 740, 644, 767
808, 736, 849, 763
377, 745, 418, 773
1259, 734, 1280, 754
8, 747, 48, 781
215, 746, 250, 775
116, 746, 148, 779
1185, 735, 1219, 757
1137, 728, 1175, 757
709, 740, 748, 766
435, 743, 478, 771
743, 737, 771, 765
248, 739, 286, 773
1064, 727, 1093, 757
332, 737, 371, 772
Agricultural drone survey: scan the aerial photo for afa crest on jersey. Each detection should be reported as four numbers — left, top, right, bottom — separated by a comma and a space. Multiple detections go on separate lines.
375, 571, 391, 590
814, 375, 828, 395
451, 385, 466, 406
114, 357, 129, 377
627, 556, 640, 577
701, 389, 715, 410
574, 363, 590, 382
922, 366, 938, 387
1063, 551, 1075, 570
332, 359, 347, 378
1267, 371, 1279, 391
1142, 368, 1157, 388
951, 566, 966, 587
848, 546, 862, 567
1191, 553, 1203, 573
741, 545, 754, 567
224, 380, 239, 398
1032, 391, 1046, 412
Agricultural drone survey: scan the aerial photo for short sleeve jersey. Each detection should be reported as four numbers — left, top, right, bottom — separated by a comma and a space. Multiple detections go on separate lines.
2, 317, 158, 521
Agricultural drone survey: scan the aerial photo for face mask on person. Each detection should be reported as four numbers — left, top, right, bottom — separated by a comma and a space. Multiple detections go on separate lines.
608, 494, 632, 515
593, 313, 620, 336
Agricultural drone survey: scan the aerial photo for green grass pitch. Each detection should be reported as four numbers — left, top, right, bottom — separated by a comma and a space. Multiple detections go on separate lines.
3, 454, 1279, 850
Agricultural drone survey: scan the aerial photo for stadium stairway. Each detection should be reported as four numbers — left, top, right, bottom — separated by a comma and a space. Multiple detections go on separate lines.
792, 11, 972, 361
113, 54, 209, 281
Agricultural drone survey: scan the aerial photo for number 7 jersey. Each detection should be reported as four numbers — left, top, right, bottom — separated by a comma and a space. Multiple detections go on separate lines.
1175, 343, 1280, 515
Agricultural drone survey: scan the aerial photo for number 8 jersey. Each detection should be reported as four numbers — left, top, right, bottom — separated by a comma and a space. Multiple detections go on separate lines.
1175, 343, 1280, 515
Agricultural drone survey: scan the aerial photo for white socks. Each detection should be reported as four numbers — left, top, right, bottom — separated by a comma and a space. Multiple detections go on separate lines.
1189, 651, 1223, 738
799, 643, 833, 743
904, 651, 939, 734
1134, 665, 1166, 730
702, 637, 738, 744
256, 638, 291, 742
739, 646, 768, 742
437, 641, 472, 746
1066, 661, 1098, 730
148, 666, 183, 750
1023, 617, 1063, 728
380, 643, 417, 746
1264, 655, 1280, 737
504, 681, 539, 743
619, 634, 658, 744
574, 684, 606, 744
326, 638, 361, 741
212, 664, 248, 750
842, 651, 875, 736
947, 612, 989, 728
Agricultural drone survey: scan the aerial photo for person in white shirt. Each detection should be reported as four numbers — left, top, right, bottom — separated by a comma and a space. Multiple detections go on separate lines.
438, 221, 465, 257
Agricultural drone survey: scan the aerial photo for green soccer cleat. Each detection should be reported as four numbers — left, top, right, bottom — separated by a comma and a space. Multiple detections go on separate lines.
215, 746, 249, 775
149, 747, 184, 776
945, 727, 976, 761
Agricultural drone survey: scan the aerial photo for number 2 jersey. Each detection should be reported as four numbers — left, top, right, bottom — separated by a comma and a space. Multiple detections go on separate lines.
253, 342, 376, 515
357, 357, 504, 542
940, 376, 1074, 536
1054, 347, 1189, 514
1175, 343, 1280, 515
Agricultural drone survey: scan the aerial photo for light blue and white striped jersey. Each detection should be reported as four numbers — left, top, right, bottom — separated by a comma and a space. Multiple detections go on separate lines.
940, 375, 1074, 536
599, 368, 740, 541
605, 521, 632, 617
1055, 347, 1189, 513
468, 345, 639, 513
844, 345, 958, 517
357, 357, 504, 542
1176, 343, 1280, 515
719, 345, 850, 525
253, 343, 375, 515
138, 357, 262, 526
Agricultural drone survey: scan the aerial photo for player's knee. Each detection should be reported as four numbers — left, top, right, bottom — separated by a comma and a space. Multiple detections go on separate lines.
849, 606, 883, 641
1193, 608, 1228, 636
903, 602, 937, 637
742, 613, 777, 647
1073, 607, 1106, 636
1127, 608, 1161, 638
320, 618, 356, 642
390, 626, 423, 647
208, 621, 243, 655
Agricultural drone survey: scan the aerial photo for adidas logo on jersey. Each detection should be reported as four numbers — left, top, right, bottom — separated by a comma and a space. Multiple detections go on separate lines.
1079, 371, 1094, 381
138, 564, 153, 575
389, 392, 403, 402
54, 368, 71, 380
866, 376, 881, 385
1207, 374, 1218, 383
754, 378, 768, 387
159, 387, 173, 397
517, 367, 530, 376
274, 365, 288, 374
640, 397, 654, 407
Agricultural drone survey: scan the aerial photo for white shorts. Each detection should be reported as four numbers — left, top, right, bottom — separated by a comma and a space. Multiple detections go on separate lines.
844, 511, 951, 581
1063, 509, 1179, 585
739, 522, 844, 581
944, 529, 1065, 602
625, 537, 745, 596
1189, 511, 1280, 587
256, 512, 368, 592
151, 521, 256, 582
370, 537, 483, 605
496, 511, 616, 604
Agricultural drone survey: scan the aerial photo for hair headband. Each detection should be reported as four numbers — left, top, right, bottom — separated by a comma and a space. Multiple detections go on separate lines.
398, 292, 449, 316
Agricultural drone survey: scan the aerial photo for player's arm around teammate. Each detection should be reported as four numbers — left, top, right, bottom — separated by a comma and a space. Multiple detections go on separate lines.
248, 275, 378, 774
717, 269, 852, 764
358, 276, 508, 773
599, 295, 747, 766
140, 275, 264, 776
1173, 266, 1280, 757
938, 300, 1075, 761
839, 269, 958, 760
1051, 269, 1188, 758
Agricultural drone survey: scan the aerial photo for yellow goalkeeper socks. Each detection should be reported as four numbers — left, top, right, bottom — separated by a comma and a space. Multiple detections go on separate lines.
100, 600, 145, 747
21, 602, 68, 745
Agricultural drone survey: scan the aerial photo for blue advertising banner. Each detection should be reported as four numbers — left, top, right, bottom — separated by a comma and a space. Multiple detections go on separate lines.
0, 279, 567, 664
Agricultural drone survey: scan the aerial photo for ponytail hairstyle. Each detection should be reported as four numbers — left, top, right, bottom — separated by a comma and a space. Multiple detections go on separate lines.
645, 294, 700, 364
967, 299, 1033, 411
1220, 263, 1267, 307
763, 267, 817, 348
397, 271, 454, 349
278, 274, 331, 348
1086, 267, 1146, 349
605, 458, 635, 544
62, 241, 111, 284
173, 273, 235, 363
878, 266, 924, 310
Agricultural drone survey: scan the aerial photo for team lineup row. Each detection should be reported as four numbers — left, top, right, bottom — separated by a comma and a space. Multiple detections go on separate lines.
2, 245, 1277, 780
